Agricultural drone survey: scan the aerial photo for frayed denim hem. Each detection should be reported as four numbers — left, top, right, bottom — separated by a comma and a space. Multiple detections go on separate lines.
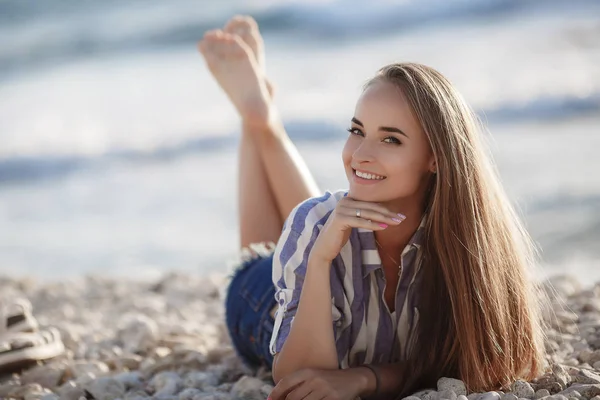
224, 241, 277, 286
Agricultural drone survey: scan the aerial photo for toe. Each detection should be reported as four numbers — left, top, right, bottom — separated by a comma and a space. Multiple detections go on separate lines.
203, 29, 222, 39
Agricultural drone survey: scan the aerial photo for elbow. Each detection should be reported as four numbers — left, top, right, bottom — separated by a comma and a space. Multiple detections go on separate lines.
271, 352, 339, 385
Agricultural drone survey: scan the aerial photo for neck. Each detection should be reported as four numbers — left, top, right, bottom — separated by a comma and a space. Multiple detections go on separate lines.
374, 200, 425, 255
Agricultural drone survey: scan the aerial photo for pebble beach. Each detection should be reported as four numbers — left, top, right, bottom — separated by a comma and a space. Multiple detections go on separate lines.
0, 272, 599, 400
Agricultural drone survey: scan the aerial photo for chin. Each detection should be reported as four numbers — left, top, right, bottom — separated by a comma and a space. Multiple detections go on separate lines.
347, 187, 382, 201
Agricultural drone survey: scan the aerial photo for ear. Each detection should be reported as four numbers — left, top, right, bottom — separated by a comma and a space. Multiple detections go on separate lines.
428, 155, 437, 174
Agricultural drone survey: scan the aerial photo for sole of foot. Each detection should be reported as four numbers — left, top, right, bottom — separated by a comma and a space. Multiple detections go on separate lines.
198, 29, 272, 125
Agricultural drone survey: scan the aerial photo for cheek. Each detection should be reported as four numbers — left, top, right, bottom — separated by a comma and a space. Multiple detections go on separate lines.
386, 157, 425, 187
341, 139, 355, 166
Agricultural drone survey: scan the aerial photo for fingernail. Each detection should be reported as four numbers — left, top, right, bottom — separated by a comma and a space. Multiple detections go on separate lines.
397, 213, 406, 220
378, 223, 388, 228
391, 218, 402, 223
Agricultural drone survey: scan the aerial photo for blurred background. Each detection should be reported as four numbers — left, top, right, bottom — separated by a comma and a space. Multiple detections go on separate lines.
1, 0, 599, 283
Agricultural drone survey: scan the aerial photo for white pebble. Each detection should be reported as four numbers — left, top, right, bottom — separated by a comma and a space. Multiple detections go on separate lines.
438, 378, 467, 396
511, 381, 535, 399
535, 389, 551, 399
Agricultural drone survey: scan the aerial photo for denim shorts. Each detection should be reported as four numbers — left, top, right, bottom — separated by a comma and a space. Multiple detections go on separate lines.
224, 242, 277, 371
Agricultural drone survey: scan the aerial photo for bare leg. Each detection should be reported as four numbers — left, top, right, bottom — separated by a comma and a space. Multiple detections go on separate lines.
237, 132, 283, 249
222, 17, 320, 221
198, 16, 320, 249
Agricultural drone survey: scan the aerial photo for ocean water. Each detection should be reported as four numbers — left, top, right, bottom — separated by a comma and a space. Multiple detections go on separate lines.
1, 0, 599, 284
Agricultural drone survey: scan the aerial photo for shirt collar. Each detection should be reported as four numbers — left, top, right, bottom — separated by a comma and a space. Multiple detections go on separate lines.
358, 212, 427, 278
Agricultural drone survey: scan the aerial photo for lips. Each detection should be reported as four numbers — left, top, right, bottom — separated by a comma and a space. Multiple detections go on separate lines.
352, 168, 386, 180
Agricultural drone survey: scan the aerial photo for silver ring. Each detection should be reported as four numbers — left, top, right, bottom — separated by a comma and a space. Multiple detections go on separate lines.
356, 208, 361, 218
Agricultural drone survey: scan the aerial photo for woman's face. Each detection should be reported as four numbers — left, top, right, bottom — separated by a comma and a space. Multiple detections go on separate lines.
342, 79, 435, 207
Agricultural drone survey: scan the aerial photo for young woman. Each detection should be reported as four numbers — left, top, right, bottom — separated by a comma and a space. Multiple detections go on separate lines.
198, 15, 548, 400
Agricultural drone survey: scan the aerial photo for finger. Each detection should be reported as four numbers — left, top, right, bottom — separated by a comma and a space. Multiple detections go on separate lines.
284, 383, 315, 400
340, 197, 406, 220
303, 390, 328, 400
339, 207, 405, 226
270, 372, 309, 400
335, 211, 389, 231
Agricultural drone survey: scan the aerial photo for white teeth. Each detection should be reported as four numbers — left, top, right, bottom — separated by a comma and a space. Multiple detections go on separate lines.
355, 170, 385, 180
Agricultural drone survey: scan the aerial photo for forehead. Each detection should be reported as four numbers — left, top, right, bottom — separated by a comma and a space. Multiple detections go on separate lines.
354, 80, 421, 133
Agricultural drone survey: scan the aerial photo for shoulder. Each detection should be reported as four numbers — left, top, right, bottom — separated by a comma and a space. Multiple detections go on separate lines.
284, 189, 348, 235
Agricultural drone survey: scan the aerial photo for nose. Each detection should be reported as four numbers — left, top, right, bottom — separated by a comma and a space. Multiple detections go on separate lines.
352, 140, 376, 164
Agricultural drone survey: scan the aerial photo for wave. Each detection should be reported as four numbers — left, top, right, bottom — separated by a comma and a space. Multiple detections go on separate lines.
1, 0, 598, 79
479, 92, 600, 123
0, 92, 598, 186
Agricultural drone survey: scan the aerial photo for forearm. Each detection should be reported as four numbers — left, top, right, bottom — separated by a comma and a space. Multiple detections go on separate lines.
272, 256, 339, 383
354, 362, 409, 400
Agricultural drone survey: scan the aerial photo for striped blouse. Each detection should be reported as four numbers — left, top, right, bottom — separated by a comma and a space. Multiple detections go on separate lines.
269, 189, 427, 368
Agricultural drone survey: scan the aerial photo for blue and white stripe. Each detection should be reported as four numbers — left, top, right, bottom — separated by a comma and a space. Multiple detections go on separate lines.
269, 189, 427, 368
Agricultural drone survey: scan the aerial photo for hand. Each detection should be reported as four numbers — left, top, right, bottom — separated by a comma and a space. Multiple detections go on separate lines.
310, 196, 406, 264
269, 368, 366, 400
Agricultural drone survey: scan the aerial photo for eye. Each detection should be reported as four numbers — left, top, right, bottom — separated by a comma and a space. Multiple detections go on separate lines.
383, 136, 401, 145
346, 127, 363, 136
347, 128, 402, 145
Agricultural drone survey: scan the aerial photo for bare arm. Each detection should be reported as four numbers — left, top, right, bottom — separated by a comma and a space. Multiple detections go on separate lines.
355, 362, 409, 399
272, 255, 339, 383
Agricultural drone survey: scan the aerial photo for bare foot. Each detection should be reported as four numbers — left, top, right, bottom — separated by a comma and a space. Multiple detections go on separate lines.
223, 15, 275, 98
198, 29, 272, 126
224, 15, 265, 72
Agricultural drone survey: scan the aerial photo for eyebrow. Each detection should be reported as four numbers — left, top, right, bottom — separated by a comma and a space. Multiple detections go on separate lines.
351, 117, 409, 138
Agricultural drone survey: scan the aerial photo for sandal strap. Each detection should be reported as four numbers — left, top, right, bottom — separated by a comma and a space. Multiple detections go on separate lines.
0, 298, 38, 335
0, 328, 60, 353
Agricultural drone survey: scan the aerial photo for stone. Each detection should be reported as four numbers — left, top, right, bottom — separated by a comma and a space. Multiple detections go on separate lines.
0, 382, 21, 397
579, 351, 595, 364
403, 397, 421, 400
115, 354, 143, 370
21, 364, 66, 389
536, 389, 552, 399
178, 388, 202, 400
559, 384, 600, 399
501, 394, 518, 400
25, 390, 54, 400
117, 313, 159, 354
57, 381, 83, 398
512, 381, 536, 399
479, 392, 501, 400
458, 396, 468, 400
84, 377, 126, 400
67, 361, 109, 379
548, 395, 568, 400
438, 389, 458, 400
40, 394, 60, 400
150, 371, 182, 397
231, 376, 265, 400
576, 370, 600, 385
413, 389, 438, 400
553, 364, 573, 388
438, 378, 467, 396
184, 371, 220, 390
113, 371, 144, 391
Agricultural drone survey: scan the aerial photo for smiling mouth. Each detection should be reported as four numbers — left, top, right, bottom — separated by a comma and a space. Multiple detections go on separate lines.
352, 169, 387, 180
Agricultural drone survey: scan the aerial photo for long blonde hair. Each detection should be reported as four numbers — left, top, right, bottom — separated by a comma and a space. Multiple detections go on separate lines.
365, 63, 549, 396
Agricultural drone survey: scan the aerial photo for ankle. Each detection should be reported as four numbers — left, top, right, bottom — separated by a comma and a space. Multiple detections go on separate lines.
241, 107, 282, 134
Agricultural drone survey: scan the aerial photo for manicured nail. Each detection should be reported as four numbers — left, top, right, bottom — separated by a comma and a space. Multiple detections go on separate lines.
397, 213, 406, 220
378, 223, 388, 228
391, 218, 402, 223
